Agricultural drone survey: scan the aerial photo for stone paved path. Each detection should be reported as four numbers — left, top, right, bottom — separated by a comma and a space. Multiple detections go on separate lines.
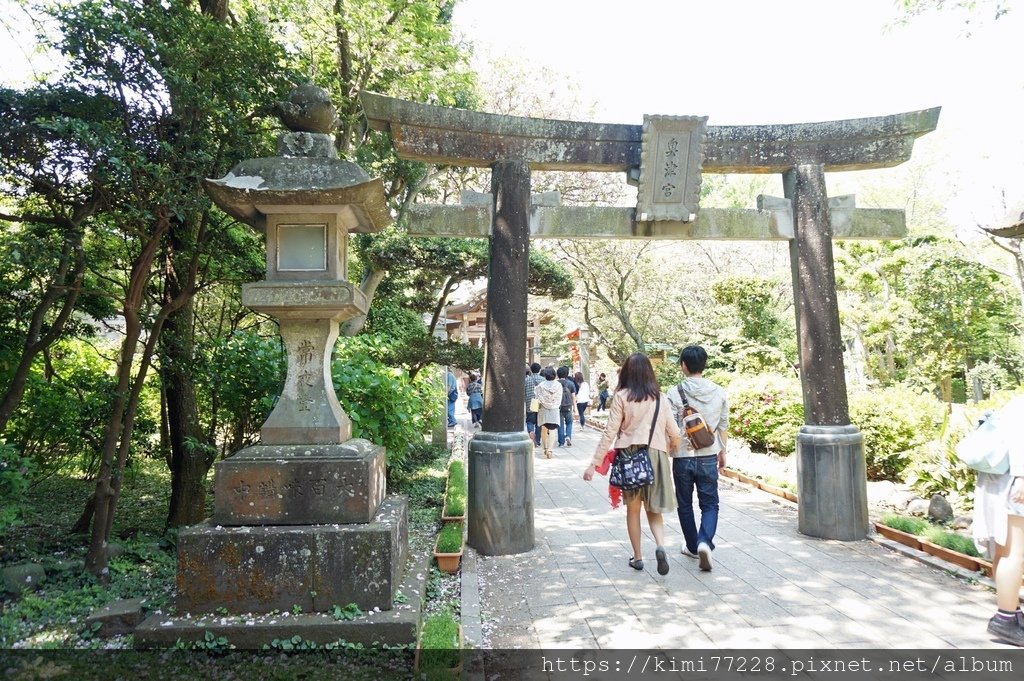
458, 420, 1011, 650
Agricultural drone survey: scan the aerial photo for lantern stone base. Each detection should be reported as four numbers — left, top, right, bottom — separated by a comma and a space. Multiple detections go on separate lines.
134, 539, 427, 650
213, 440, 385, 525
174, 495, 407, 616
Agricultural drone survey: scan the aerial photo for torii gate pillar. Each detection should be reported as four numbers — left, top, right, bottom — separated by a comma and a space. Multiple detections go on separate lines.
467, 160, 535, 555
786, 164, 868, 540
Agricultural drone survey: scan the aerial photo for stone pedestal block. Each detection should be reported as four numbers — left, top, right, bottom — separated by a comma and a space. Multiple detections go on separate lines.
134, 549, 429, 650
796, 425, 869, 541
213, 440, 385, 525
176, 496, 407, 615
467, 432, 534, 555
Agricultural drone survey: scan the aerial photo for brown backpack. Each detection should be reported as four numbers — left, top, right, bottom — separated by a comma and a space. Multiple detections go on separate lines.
677, 384, 717, 450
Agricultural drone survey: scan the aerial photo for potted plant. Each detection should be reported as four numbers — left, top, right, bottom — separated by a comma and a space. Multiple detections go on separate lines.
442, 459, 466, 523
415, 611, 463, 675
433, 521, 464, 574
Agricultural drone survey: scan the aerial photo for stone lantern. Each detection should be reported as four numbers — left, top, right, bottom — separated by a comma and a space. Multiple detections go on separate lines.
134, 87, 417, 648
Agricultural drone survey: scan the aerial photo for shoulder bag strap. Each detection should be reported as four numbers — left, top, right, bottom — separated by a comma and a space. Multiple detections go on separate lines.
677, 383, 689, 408
647, 395, 660, 448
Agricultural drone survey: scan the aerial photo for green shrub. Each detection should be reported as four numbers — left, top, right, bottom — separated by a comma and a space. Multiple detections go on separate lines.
880, 513, 928, 535
444, 459, 466, 517
849, 386, 943, 481
435, 522, 463, 554
923, 525, 980, 557
420, 611, 461, 670
6, 339, 158, 476
331, 334, 438, 471
905, 430, 976, 509
197, 331, 284, 454
727, 374, 804, 455
0, 442, 35, 531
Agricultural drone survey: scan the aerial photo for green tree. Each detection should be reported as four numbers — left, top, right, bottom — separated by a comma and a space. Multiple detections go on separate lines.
0, 86, 114, 434
837, 236, 1023, 399
904, 239, 1022, 400
6, 0, 290, 577
712, 275, 788, 347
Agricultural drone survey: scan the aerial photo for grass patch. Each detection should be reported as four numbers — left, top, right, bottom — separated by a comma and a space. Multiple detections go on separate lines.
435, 522, 463, 554
419, 611, 461, 670
881, 513, 980, 558
442, 459, 466, 517
1, 458, 181, 648
880, 513, 929, 535
2, 439, 459, 659
760, 474, 795, 492
923, 525, 981, 557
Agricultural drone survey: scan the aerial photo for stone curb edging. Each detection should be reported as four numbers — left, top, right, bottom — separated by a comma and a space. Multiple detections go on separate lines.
460, 547, 486, 681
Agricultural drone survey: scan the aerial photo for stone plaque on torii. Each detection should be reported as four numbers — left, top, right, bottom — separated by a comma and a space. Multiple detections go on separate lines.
360, 91, 939, 551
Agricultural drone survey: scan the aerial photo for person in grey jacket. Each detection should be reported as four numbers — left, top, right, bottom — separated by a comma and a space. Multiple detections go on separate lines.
665, 345, 729, 572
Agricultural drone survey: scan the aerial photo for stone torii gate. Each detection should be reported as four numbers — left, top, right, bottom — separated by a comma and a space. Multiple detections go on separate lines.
360, 91, 939, 552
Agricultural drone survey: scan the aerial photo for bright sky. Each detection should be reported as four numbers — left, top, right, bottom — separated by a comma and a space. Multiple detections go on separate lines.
452, 0, 1024, 227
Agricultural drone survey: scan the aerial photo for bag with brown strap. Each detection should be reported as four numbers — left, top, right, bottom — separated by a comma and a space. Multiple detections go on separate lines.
677, 384, 717, 450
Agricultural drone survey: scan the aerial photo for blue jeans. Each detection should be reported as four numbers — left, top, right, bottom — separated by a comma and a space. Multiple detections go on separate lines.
673, 455, 719, 552
526, 411, 540, 444
447, 398, 456, 427
577, 402, 588, 428
559, 409, 573, 444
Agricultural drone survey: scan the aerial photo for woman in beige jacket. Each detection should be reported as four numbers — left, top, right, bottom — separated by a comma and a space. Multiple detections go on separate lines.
584, 353, 681, 575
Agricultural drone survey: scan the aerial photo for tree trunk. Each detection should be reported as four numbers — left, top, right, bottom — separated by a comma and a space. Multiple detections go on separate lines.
940, 375, 953, 405
85, 217, 168, 581
163, 299, 212, 527
162, 217, 214, 528
70, 493, 95, 536
86, 308, 142, 580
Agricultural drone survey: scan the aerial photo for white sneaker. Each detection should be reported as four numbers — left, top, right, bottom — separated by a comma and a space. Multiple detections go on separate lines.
697, 542, 712, 571
681, 547, 699, 559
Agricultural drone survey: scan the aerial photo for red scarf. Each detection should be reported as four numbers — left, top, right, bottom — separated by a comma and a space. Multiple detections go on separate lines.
593, 449, 622, 509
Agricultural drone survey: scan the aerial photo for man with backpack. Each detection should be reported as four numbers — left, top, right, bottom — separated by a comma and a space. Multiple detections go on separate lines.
665, 345, 729, 571
557, 366, 577, 447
